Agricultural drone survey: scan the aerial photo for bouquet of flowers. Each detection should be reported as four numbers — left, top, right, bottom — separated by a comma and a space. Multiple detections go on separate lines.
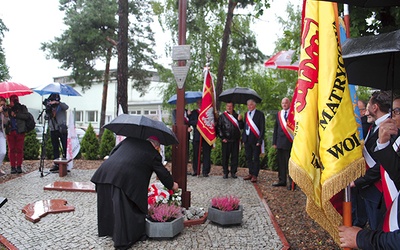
148, 181, 182, 207
147, 181, 182, 222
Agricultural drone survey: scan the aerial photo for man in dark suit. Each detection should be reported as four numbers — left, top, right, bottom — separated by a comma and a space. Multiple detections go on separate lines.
189, 99, 212, 177
242, 99, 265, 183
339, 96, 400, 249
272, 97, 293, 189
351, 99, 372, 227
91, 136, 178, 249
217, 102, 243, 179
352, 91, 392, 230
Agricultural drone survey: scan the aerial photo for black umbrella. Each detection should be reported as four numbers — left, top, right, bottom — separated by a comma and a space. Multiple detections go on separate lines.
319, 0, 400, 7
218, 87, 262, 104
342, 29, 400, 90
103, 114, 179, 146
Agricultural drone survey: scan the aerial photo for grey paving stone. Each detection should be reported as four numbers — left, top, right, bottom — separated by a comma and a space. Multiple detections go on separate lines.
0, 169, 283, 249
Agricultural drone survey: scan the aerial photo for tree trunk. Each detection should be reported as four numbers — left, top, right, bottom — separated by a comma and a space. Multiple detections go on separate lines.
216, 0, 237, 112
99, 46, 112, 140
117, 0, 128, 113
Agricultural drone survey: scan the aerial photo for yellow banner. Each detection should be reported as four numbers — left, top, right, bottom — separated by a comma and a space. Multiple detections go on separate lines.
289, 0, 365, 245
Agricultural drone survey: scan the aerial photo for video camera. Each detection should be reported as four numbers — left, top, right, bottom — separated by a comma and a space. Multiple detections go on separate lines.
42, 98, 57, 116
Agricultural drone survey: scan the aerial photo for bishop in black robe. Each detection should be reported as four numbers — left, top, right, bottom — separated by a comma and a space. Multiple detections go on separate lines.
91, 137, 175, 249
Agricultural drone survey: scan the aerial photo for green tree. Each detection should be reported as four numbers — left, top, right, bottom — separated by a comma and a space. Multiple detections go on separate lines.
41, 0, 157, 137
342, 6, 400, 36
155, 0, 268, 111
80, 123, 99, 160
45, 128, 54, 159
0, 19, 10, 81
24, 130, 40, 160
99, 128, 115, 159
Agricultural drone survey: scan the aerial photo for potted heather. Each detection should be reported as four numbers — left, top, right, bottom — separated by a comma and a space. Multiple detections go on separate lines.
146, 182, 184, 238
207, 195, 243, 226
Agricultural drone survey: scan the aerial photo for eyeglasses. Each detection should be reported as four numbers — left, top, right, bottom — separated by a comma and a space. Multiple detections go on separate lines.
392, 108, 400, 115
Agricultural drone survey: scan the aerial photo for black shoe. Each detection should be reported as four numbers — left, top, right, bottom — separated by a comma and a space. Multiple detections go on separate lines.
10, 167, 17, 174
231, 174, 237, 179
191, 173, 197, 176
223, 174, 228, 179
50, 165, 59, 173
16, 166, 22, 174
203, 174, 209, 177
272, 182, 286, 187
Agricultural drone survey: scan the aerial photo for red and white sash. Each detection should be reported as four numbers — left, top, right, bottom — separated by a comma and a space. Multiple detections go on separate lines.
364, 136, 398, 210
223, 111, 240, 130
278, 110, 293, 142
363, 146, 383, 192
383, 191, 400, 232
246, 111, 260, 139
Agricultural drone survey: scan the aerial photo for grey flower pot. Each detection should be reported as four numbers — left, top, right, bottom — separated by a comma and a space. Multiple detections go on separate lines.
207, 205, 243, 226
145, 216, 184, 238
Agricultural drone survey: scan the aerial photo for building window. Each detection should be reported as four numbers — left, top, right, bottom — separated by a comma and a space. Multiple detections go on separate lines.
130, 110, 141, 115
144, 110, 149, 115
150, 110, 157, 115
106, 115, 112, 123
86, 111, 98, 122
75, 111, 83, 122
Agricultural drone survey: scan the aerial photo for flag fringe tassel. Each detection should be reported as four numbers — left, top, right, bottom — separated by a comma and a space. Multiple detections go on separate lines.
289, 157, 365, 246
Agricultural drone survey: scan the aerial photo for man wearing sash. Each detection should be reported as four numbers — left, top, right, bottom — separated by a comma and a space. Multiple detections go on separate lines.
272, 97, 293, 189
352, 91, 392, 230
217, 102, 243, 179
242, 99, 265, 183
339, 96, 400, 249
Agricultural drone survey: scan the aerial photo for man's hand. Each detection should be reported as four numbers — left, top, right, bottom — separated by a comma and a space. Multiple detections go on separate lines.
378, 118, 398, 144
238, 114, 242, 120
172, 182, 179, 191
338, 225, 361, 249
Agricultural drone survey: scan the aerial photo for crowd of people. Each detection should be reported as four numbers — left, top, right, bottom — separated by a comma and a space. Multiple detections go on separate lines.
339, 90, 400, 249
0, 93, 69, 176
184, 98, 268, 183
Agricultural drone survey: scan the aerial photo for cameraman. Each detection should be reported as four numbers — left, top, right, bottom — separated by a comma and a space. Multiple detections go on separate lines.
5, 95, 30, 174
46, 93, 69, 173
0, 97, 8, 176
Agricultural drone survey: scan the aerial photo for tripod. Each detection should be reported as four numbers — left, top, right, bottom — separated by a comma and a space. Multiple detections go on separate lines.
37, 109, 50, 177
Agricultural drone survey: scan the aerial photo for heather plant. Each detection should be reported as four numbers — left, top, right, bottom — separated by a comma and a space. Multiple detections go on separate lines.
148, 203, 182, 222
211, 195, 240, 211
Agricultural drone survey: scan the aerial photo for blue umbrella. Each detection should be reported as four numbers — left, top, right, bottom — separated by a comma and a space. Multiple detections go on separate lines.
33, 82, 82, 96
167, 91, 202, 104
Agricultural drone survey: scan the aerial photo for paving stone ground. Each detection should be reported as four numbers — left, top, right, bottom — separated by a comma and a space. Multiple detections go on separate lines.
0, 169, 283, 249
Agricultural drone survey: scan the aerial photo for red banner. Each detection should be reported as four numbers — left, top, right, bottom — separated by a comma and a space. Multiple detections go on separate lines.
197, 68, 216, 146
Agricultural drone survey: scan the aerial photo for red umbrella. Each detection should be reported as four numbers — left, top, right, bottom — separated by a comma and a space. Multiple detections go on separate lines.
264, 50, 299, 71
0, 81, 33, 98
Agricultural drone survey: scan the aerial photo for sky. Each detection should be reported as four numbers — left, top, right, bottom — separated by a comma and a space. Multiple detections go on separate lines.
0, 0, 294, 88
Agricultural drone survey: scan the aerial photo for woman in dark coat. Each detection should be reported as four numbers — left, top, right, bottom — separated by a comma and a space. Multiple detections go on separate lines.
91, 136, 178, 250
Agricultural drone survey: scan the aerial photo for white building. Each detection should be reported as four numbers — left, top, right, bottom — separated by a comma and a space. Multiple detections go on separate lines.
20, 70, 170, 130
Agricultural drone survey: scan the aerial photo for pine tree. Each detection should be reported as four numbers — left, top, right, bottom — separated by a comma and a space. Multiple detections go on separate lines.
24, 129, 40, 160
99, 129, 115, 159
81, 123, 99, 160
